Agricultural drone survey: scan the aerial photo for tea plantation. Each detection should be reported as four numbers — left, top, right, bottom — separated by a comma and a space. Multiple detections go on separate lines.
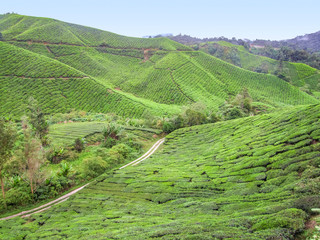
1, 14, 319, 119
197, 41, 320, 96
1, 104, 319, 239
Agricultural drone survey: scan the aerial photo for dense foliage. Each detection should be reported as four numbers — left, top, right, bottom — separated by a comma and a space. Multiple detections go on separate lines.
0, 115, 160, 214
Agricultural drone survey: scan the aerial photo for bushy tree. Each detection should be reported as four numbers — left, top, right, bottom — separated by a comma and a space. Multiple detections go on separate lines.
74, 138, 84, 153
27, 97, 49, 146
82, 157, 107, 179
185, 109, 207, 126
0, 120, 16, 208
219, 88, 256, 120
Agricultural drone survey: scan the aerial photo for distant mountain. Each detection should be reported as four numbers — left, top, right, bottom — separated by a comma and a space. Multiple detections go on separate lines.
249, 31, 320, 53
257, 31, 320, 52
170, 31, 320, 53
143, 33, 173, 38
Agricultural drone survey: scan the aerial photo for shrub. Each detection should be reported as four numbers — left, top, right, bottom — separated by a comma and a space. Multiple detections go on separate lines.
292, 195, 320, 214
35, 175, 72, 200
225, 106, 244, 120
6, 186, 31, 207
102, 137, 116, 148
82, 156, 108, 179
107, 144, 132, 164
102, 123, 123, 141
46, 146, 66, 164
185, 109, 207, 126
58, 162, 72, 177
163, 121, 176, 133
252, 208, 307, 233
74, 138, 85, 152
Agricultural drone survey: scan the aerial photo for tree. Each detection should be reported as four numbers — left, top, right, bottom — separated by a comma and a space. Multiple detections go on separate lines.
27, 97, 49, 146
0, 120, 16, 208
74, 138, 84, 153
21, 120, 45, 197
219, 88, 256, 120
0, 32, 3, 41
185, 109, 207, 126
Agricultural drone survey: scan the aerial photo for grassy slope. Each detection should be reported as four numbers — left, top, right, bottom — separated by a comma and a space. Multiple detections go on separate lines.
8, 42, 319, 111
0, 41, 155, 117
0, 14, 190, 50
0, 14, 319, 118
198, 41, 320, 94
1, 104, 320, 239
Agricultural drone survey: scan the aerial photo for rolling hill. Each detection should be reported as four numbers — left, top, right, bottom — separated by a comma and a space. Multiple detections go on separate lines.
0, 13, 319, 118
195, 41, 320, 97
1, 103, 319, 239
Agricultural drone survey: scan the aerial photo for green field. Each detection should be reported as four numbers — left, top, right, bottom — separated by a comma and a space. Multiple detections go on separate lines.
1, 104, 319, 239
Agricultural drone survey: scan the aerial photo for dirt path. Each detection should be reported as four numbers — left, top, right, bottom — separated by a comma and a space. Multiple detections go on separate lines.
0, 138, 165, 220
119, 138, 165, 169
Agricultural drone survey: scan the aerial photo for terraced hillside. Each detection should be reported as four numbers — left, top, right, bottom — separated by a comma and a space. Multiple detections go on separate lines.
0, 41, 156, 117
49, 121, 161, 145
2, 104, 320, 239
197, 41, 320, 96
0, 14, 319, 118
0, 14, 190, 50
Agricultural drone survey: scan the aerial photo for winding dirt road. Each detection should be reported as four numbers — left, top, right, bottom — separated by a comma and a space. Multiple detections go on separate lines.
0, 138, 165, 220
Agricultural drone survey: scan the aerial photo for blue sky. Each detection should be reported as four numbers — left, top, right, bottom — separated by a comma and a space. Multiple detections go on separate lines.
2, 0, 320, 40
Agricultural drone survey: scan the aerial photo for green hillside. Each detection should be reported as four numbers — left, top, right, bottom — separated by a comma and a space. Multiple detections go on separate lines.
6, 41, 319, 111
0, 41, 154, 117
0, 14, 190, 50
0, 14, 319, 118
2, 104, 320, 239
197, 41, 320, 96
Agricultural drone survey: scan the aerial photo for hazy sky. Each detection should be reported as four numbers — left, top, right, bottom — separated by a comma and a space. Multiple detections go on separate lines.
2, 0, 320, 40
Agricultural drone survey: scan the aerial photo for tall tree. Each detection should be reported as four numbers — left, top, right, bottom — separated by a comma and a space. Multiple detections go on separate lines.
21, 120, 45, 196
0, 120, 16, 208
27, 97, 49, 146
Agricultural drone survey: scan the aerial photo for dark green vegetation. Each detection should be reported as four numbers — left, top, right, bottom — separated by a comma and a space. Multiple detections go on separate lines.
0, 111, 165, 215
195, 41, 320, 97
170, 33, 320, 69
0, 14, 319, 119
1, 104, 319, 239
251, 31, 320, 53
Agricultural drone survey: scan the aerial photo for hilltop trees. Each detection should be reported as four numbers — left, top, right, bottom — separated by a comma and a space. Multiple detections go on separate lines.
0, 120, 16, 208
162, 103, 219, 133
